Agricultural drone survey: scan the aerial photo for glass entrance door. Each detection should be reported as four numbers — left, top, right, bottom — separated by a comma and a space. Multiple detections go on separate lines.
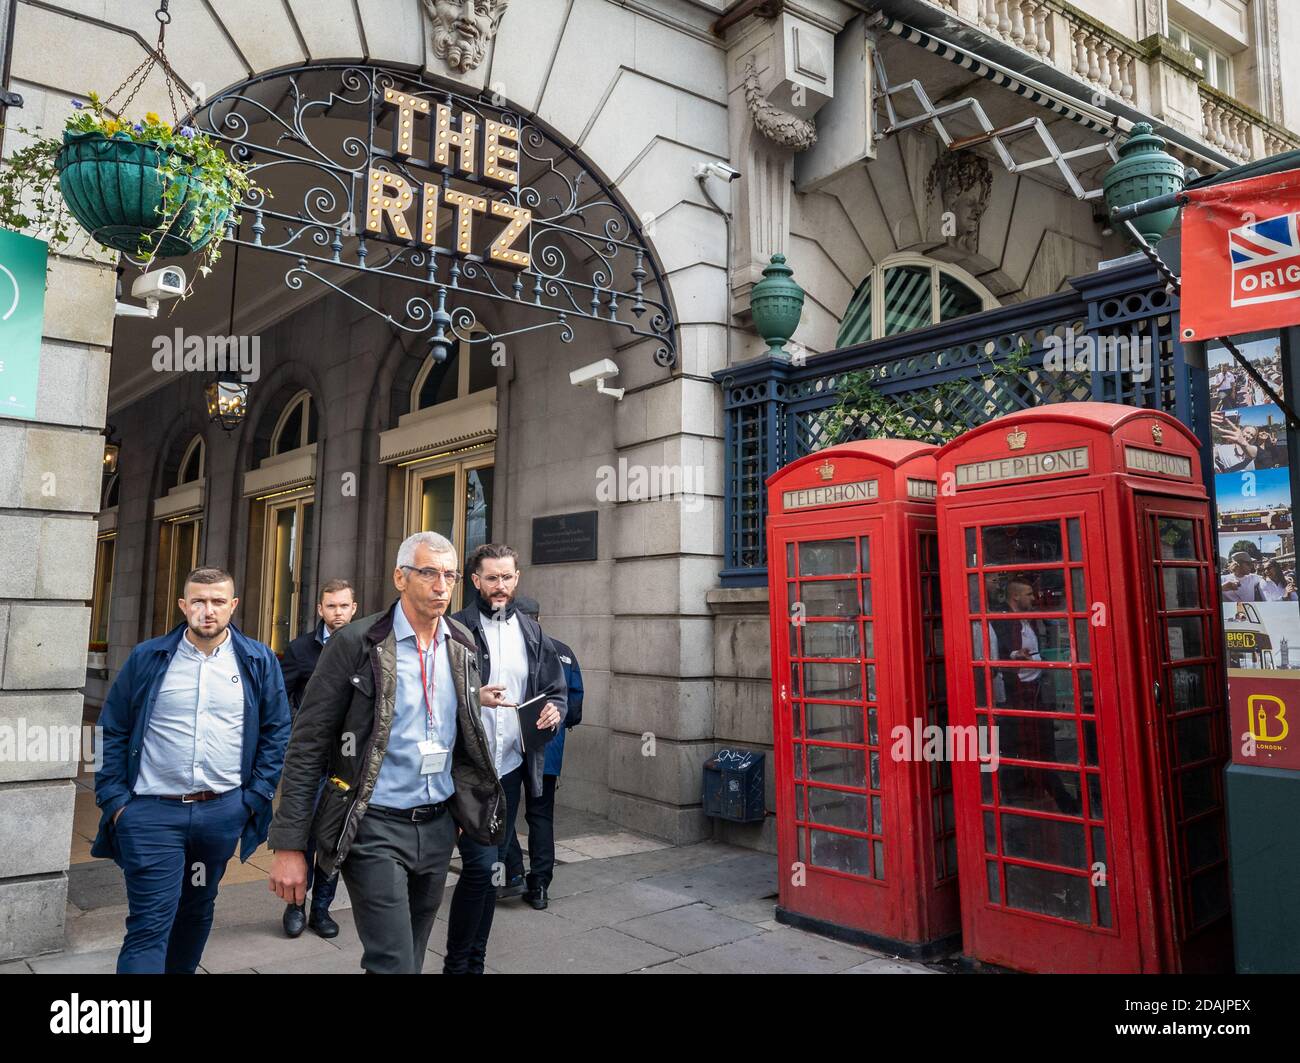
953, 497, 1139, 969
262, 494, 314, 655
783, 523, 886, 884
406, 454, 494, 611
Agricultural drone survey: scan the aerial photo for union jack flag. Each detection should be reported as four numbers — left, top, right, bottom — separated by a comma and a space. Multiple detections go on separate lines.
1229, 211, 1300, 308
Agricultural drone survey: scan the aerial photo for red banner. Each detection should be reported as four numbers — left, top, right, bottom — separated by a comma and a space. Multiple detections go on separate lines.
1180, 168, 1300, 341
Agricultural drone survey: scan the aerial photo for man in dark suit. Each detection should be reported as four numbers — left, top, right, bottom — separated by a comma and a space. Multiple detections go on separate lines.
277, 578, 358, 939
442, 544, 566, 973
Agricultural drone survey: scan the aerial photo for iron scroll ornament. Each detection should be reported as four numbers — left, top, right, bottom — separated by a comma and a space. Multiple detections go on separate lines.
183, 65, 678, 367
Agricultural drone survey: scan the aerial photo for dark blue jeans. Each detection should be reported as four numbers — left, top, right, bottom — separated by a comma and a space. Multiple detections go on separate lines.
303, 834, 339, 913
442, 830, 500, 974
114, 789, 246, 974
502, 769, 557, 890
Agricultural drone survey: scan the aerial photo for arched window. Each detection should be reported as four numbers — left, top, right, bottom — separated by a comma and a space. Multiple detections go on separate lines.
102, 473, 120, 510
410, 335, 495, 413
271, 390, 319, 456
177, 435, 205, 485
837, 257, 997, 347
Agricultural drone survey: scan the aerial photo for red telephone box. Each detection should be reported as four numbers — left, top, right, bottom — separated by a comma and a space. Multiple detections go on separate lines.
766, 440, 959, 956
935, 403, 1231, 973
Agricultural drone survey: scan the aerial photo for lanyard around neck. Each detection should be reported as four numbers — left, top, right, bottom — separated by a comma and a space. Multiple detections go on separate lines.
415, 629, 438, 737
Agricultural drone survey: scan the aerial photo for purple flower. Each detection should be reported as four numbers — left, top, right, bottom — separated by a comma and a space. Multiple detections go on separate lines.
133, 123, 143, 132
179, 126, 196, 139
70, 99, 84, 109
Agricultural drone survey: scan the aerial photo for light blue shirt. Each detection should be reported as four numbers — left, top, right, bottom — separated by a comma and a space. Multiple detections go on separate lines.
480, 611, 528, 777
371, 604, 458, 807
136, 629, 245, 796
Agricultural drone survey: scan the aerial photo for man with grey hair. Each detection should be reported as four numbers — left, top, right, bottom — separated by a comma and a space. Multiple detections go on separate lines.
266, 531, 505, 973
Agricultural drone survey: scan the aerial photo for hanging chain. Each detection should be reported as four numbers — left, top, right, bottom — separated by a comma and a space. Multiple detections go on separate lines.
102, 1, 188, 125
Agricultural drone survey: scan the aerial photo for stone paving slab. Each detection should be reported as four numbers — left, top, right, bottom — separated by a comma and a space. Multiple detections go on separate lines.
613, 902, 763, 955
488, 926, 678, 974
638, 852, 778, 909
0, 960, 33, 974
676, 927, 887, 975
634, 960, 700, 974
194, 920, 344, 973
28, 947, 121, 975
544, 880, 696, 930
842, 956, 938, 974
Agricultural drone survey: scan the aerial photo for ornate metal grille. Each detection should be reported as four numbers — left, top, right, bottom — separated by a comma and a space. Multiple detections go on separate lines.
187, 64, 677, 367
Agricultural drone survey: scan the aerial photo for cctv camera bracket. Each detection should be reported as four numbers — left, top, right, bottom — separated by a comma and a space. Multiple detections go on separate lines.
114, 298, 159, 319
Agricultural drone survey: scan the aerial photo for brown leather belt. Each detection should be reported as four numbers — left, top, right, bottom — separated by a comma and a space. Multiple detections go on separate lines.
157, 790, 221, 803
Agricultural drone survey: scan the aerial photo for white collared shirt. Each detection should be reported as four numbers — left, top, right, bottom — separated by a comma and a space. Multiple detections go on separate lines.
480, 611, 529, 777
136, 629, 245, 796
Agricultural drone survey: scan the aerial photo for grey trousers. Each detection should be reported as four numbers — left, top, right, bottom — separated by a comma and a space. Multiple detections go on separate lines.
339, 809, 457, 973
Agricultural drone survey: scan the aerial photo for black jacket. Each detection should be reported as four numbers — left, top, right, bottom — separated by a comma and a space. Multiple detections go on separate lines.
268, 602, 506, 874
279, 622, 326, 713
451, 603, 568, 799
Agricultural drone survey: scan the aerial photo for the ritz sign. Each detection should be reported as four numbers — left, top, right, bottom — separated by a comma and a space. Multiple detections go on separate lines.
364, 87, 531, 269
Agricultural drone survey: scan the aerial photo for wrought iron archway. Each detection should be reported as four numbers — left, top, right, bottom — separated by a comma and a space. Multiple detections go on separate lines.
185, 64, 678, 367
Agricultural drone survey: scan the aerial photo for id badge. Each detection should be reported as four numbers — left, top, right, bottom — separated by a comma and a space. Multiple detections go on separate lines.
418, 739, 449, 775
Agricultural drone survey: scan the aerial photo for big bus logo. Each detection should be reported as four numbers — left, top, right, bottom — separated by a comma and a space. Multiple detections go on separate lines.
1248, 693, 1290, 745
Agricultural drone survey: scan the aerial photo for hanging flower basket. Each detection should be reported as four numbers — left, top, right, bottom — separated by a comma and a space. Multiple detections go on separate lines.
56, 129, 231, 259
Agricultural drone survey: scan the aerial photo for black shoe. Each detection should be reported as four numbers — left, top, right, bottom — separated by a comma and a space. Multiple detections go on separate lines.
523, 886, 548, 910
498, 874, 526, 899
308, 909, 339, 939
282, 903, 306, 938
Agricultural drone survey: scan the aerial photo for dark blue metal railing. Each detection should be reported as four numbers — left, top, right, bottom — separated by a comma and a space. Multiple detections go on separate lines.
714, 259, 1202, 585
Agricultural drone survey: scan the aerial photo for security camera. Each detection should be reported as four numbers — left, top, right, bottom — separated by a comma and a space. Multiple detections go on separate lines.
116, 267, 187, 319
569, 358, 624, 401
132, 268, 187, 301
693, 161, 741, 182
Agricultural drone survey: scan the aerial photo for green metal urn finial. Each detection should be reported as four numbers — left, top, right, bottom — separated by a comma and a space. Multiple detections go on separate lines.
750, 253, 805, 357
1102, 122, 1187, 246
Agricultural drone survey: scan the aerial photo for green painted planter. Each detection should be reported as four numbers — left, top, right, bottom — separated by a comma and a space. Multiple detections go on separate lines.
1102, 122, 1187, 246
55, 130, 229, 258
750, 253, 805, 357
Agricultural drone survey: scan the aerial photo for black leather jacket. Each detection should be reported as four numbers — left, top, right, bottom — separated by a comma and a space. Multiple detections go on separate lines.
268, 602, 506, 875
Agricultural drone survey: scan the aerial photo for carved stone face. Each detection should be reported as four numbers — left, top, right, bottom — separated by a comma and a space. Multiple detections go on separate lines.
426, 0, 507, 74
949, 182, 988, 255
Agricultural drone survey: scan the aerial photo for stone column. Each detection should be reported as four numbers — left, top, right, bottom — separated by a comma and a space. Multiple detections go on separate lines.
0, 247, 115, 960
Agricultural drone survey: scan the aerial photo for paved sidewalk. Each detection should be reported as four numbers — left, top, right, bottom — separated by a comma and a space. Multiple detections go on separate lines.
2, 775, 940, 974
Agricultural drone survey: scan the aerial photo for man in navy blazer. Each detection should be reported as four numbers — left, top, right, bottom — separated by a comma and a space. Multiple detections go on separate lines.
93, 566, 291, 974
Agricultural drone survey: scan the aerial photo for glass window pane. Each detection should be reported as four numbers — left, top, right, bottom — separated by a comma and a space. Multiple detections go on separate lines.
860, 537, 871, 573
883, 264, 933, 335
807, 746, 866, 789
990, 666, 1074, 712
801, 621, 860, 660
997, 764, 1083, 816
987, 860, 1001, 903
1186, 816, 1224, 871
1001, 813, 1087, 869
804, 788, 867, 831
1074, 619, 1090, 662
965, 527, 978, 567
996, 715, 1079, 764
803, 662, 862, 700
1175, 714, 1214, 764
985, 570, 1067, 613
1180, 764, 1219, 817
420, 474, 456, 541
809, 830, 873, 877
800, 579, 861, 617
274, 400, 303, 456
1087, 773, 1104, 820
1166, 616, 1205, 660
91, 538, 116, 645
417, 344, 460, 409
1067, 518, 1082, 561
296, 502, 315, 639
1162, 568, 1201, 610
870, 794, 883, 833
268, 507, 297, 655
305, 398, 319, 446
464, 466, 494, 558
805, 703, 864, 745
982, 521, 1063, 566
968, 573, 981, 612
793, 743, 804, 779
938, 272, 983, 322
799, 539, 857, 576
837, 277, 873, 346
1004, 864, 1091, 922
468, 342, 495, 394
1078, 669, 1095, 714
1190, 866, 1229, 927
1158, 518, 1197, 560
1071, 569, 1086, 612
971, 621, 984, 661
1170, 666, 1208, 712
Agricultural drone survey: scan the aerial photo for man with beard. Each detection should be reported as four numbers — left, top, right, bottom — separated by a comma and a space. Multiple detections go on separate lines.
93, 567, 291, 973
277, 579, 359, 940
442, 544, 566, 974
424, 0, 510, 74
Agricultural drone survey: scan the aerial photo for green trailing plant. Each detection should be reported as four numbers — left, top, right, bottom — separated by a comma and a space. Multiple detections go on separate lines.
823, 338, 1033, 444
0, 91, 255, 287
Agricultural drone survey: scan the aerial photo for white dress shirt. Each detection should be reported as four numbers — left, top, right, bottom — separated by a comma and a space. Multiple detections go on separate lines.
135, 628, 245, 796
480, 610, 529, 777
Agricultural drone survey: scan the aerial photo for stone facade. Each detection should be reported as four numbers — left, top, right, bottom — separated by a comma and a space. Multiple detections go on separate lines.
5, 0, 1300, 961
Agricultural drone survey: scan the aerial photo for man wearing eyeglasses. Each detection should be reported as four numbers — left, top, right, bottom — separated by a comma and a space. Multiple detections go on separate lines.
443, 543, 566, 974
265, 531, 508, 974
